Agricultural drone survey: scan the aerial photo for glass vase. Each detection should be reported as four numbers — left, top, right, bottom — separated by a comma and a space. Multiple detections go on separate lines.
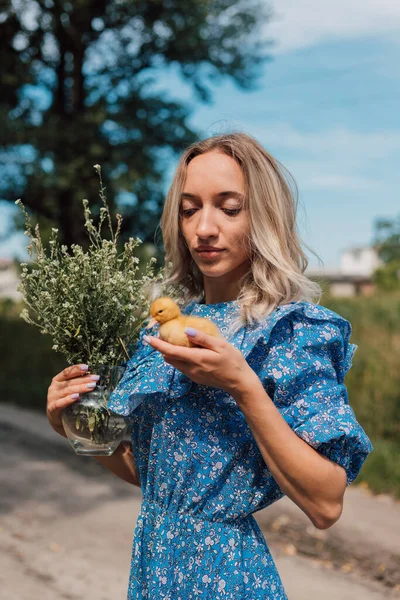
61, 364, 127, 456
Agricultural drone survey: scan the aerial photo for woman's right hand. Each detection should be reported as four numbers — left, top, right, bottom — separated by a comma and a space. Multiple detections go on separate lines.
46, 364, 100, 437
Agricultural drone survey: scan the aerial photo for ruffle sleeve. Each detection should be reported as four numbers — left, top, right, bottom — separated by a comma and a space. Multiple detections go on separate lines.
252, 302, 374, 487
107, 310, 195, 417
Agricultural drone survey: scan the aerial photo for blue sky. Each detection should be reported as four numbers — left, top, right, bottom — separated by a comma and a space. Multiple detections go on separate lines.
2, 0, 400, 268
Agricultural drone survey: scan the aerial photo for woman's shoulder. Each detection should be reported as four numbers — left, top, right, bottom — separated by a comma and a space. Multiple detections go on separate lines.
272, 299, 350, 324
265, 301, 354, 352
263, 300, 353, 341
258, 300, 356, 384
242, 300, 355, 366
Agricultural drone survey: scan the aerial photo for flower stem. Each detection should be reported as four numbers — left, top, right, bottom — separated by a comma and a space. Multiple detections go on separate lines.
118, 337, 130, 361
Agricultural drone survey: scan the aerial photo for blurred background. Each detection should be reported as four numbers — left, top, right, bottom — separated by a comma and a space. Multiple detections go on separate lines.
0, 1, 399, 598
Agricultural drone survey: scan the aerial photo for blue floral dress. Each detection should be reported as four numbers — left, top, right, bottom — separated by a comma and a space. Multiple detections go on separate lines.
107, 299, 374, 600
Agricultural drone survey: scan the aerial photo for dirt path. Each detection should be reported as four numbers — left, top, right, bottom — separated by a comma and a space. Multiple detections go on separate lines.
1, 403, 399, 600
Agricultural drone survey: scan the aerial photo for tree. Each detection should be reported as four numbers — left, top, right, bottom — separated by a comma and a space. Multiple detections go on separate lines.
0, 0, 272, 260
373, 214, 400, 291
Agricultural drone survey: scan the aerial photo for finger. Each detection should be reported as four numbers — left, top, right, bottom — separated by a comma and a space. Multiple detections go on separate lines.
48, 391, 81, 414
48, 375, 100, 413
163, 356, 189, 372
48, 380, 97, 407
53, 364, 90, 384
144, 336, 193, 361
183, 328, 223, 350
70, 378, 99, 394
53, 372, 99, 392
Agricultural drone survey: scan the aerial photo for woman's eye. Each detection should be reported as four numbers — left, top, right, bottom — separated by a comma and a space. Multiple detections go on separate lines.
181, 209, 241, 217
222, 209, 241, 216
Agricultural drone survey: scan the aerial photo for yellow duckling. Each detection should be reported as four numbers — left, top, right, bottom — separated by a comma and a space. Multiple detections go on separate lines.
145, 297, 223, 347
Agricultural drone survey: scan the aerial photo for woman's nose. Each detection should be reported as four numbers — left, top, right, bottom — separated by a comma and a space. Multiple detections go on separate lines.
196, 208, 219, 236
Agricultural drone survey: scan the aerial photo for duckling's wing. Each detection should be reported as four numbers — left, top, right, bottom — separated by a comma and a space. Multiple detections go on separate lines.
159, 319, 191, 347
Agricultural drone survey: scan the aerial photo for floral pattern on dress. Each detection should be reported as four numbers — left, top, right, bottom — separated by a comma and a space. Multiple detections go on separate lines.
108, 300, 374, 599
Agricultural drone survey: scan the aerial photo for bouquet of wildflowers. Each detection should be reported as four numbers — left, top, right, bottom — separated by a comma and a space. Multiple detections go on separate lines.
15, 165, 164, 368
14, 165, 165, 452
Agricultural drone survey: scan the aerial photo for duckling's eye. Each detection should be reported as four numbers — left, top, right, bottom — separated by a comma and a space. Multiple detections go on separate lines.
158, 310, 163, 313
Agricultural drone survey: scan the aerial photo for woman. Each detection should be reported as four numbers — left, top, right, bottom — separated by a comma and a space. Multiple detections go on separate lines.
47, 132, 374, 599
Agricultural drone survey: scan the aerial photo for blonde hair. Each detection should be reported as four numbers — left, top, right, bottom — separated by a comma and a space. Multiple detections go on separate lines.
157, 132, 322, 335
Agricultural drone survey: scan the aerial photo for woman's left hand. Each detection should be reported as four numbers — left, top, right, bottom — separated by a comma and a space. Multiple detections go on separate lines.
143, 328, 254, 395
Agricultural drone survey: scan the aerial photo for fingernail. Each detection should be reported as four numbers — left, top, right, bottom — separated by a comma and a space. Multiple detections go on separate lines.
89, 375, 100, 381
143, 335, 151, 344
86, 382, 96, 388
185, 327, 198, 337
71, 393, 79, 399
80, 364, 89, 371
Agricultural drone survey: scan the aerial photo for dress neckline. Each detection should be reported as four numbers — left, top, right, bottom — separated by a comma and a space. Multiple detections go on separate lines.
198, 300, 239, 308
187, 297, 241, 322
197, 295, 240, 309
192, 300, 239, 313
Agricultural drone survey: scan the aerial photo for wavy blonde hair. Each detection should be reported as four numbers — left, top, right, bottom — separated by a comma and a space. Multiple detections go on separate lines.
156, 132, 322, 335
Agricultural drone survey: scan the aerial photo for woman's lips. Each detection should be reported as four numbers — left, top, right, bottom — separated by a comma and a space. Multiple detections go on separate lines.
196, 249, 225, 259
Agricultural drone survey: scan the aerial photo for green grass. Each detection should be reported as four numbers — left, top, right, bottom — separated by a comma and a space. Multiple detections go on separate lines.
321, 292, 400, 498
323, 292, 400, 443
354, 437, 400, 498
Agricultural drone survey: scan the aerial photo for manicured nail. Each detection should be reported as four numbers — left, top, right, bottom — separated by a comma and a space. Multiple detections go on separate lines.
86, 382, 96, 388
185, 327, 198, 337
80, 364, 89, 371
71, 393, 79, 399
143, 335, 151, 344
89, 375, 100, 381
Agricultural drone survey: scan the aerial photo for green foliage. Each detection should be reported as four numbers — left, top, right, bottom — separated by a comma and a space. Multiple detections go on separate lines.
321, 292, 400, 497
373, 214, 400, 291
374, 214, 400, 263
0, 0, 271, 249
0, 302, 67, 411
354, 438, 400, 498
14, 165, 165, 367
373, 260, 400, 292
323, 292, 400, 444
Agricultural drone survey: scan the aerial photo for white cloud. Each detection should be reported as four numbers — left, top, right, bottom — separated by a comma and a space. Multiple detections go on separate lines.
302, 174, 379, 191
266, 0, 400, 53
258, 123, 400, 160
251, 123, 400, 191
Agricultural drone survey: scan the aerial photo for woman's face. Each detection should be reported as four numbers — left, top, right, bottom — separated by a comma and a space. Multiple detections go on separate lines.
179, 149, 251, 293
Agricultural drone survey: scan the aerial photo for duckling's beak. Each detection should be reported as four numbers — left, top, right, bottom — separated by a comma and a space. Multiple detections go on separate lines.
145, 317, 158, 329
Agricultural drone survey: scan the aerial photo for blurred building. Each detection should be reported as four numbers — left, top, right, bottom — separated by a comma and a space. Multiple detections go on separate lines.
0, 258, 22, 300
307, 246, 382, 297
